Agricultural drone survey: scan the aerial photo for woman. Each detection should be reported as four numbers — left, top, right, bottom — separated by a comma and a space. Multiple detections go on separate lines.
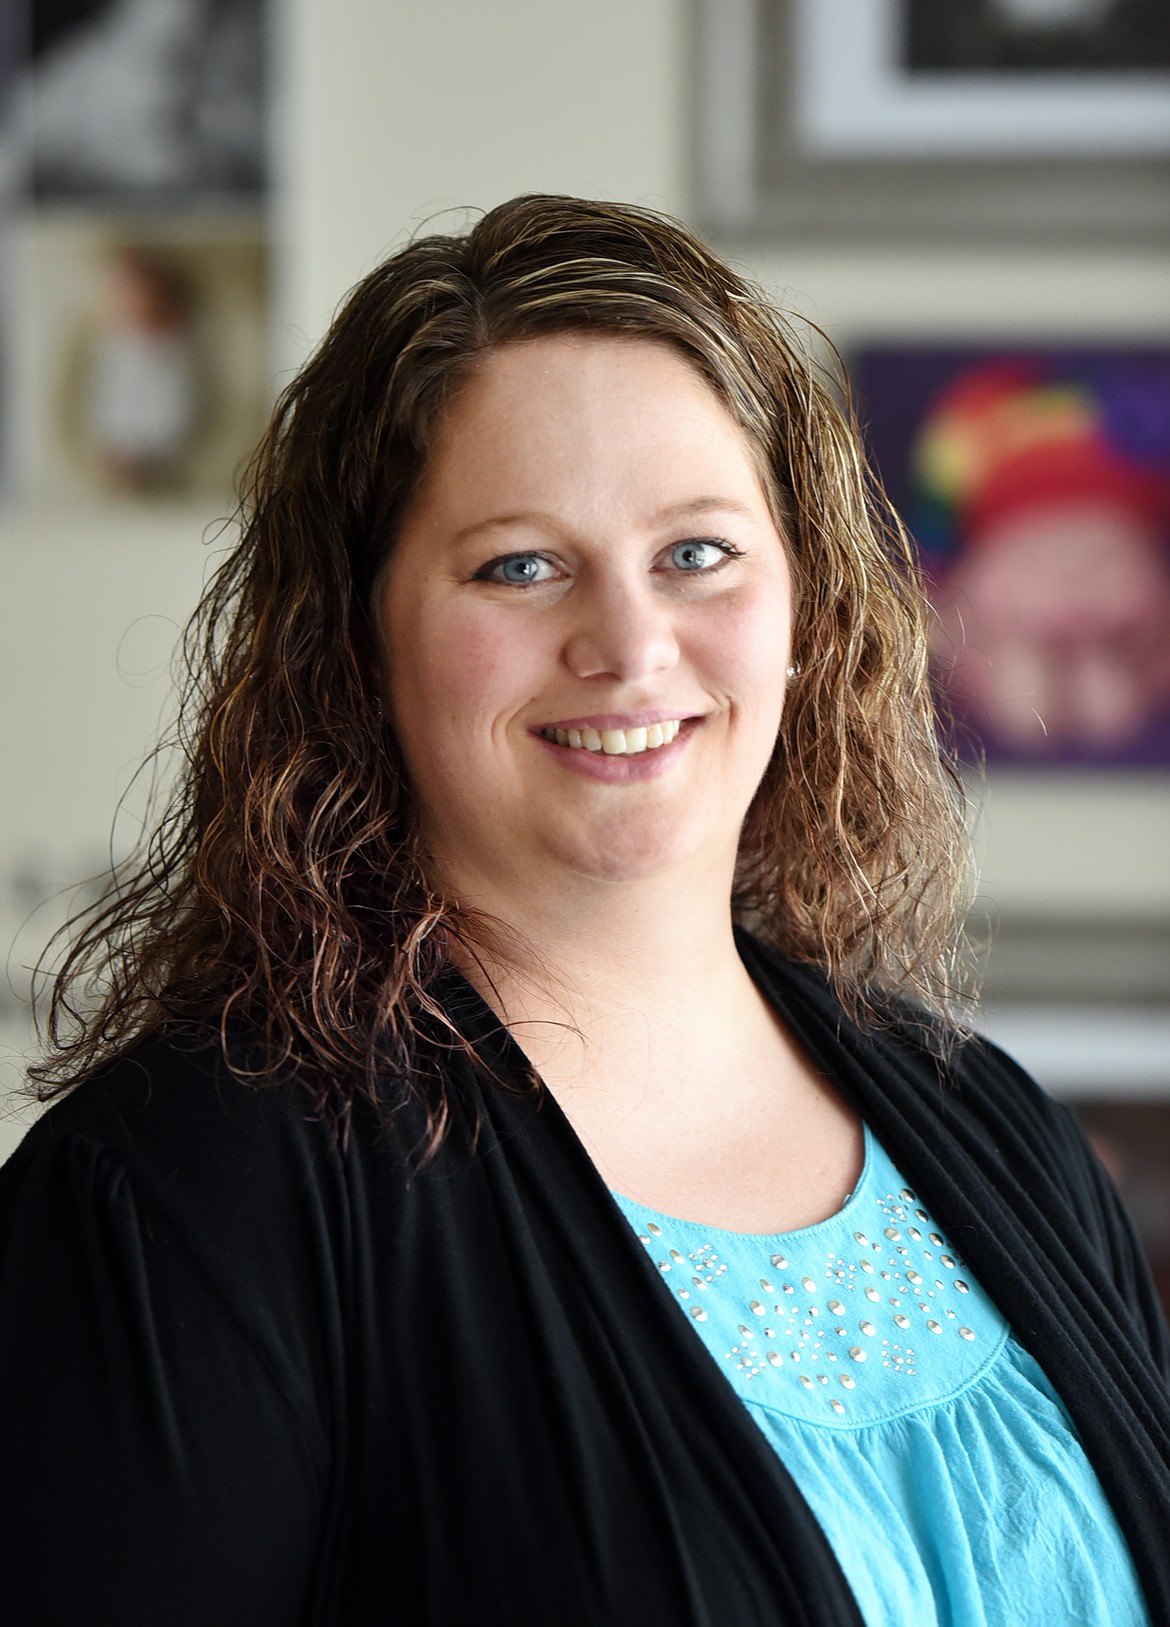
1, 195, 1167, 1626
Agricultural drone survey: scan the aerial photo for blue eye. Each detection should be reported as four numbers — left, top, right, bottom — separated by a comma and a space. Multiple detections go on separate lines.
669, 539, 729, 572
479, 553, 555, 585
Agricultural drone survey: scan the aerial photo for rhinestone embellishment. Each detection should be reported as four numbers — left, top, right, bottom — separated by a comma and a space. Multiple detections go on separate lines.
620, 1149, 990, 1424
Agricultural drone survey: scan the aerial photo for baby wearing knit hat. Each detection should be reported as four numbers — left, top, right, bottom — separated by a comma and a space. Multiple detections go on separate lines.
912, 358, 1170, 756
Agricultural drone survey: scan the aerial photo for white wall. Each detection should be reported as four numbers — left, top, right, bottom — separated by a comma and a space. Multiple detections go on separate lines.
274, 0, 689, 372
0, 506, 219, 1148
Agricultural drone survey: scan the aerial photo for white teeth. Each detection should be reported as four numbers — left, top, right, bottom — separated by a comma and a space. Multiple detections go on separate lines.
544, 720, 683, 755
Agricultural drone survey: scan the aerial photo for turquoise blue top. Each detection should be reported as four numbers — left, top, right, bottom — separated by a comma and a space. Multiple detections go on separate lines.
610, 1122, 1150, 1627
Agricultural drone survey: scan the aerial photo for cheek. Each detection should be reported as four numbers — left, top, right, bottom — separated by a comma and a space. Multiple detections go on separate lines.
697, 578, 792, 722
387, 595, 544, 750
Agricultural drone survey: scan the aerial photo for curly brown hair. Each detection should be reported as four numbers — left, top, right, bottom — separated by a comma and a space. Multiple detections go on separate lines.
30, 194, 972, 1159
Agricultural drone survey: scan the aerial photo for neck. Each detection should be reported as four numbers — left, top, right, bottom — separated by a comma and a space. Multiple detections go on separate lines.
443, 853, 766, 1106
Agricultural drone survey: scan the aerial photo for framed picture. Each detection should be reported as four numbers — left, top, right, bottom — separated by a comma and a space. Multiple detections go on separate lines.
793, 0, 1170, 158
15, 0, 267, 204
851, 343, 1170, 767
903, 0, 1170, 74
10, 214, 270, 501
693, 0, 1170, 245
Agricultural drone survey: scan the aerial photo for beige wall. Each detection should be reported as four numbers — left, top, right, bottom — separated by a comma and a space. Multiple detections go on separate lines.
0, 507, 218, 1145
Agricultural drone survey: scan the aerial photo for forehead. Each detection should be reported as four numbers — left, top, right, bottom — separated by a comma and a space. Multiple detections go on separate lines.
447, 332, 734, 428
415, 333, 773, 518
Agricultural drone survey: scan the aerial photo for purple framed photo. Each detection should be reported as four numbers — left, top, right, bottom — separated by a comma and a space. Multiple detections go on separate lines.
852, 345, 1170, 768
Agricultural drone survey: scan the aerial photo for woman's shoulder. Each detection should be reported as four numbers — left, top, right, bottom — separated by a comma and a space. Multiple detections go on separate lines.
737, 928, 1095, 1178
739, 928, 1053, 1099
0, 1032, 348, 1570
8, 1029, 330, 1174
0, 1030, 373, 1280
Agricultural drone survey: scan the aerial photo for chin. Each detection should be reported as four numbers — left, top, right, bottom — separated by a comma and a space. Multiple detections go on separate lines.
550, 811, 725, 886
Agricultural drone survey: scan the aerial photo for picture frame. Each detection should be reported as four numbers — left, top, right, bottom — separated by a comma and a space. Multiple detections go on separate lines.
792, 0, 1170, 159
9, 213, 270, 503
693, 0, 1170, 245
14, 0, 268, 206
850, 341, 1170, 770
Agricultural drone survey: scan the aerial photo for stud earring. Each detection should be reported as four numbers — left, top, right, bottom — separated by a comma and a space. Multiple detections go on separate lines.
786, 662, 801, 681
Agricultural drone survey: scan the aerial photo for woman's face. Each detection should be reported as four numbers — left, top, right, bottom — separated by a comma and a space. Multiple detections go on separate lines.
378, 333, 792, 904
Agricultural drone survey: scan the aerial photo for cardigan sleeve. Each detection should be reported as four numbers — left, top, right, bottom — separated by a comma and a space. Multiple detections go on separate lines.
1046, 1089, 1170, 1385
0, 1126, 330, 1627
959, 1029, 1170, 1386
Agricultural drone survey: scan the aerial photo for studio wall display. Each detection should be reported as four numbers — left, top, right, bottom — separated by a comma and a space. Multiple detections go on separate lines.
903, 0, 1170, 75
852, 345, 1170, 767
0, 9, 14, 495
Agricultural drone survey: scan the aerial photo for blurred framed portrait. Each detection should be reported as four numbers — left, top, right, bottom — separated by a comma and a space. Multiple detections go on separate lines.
17, 0, 267, 203
0, 18, 11, 499
852, 345, 1170, 767
11, 214, 269, 501
791, 0, 1170, 157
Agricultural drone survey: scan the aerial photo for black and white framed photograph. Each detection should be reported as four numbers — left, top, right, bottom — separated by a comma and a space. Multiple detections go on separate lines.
903, 0, 1170, 75
16, 0, 268, 203
0, 7, 15, 499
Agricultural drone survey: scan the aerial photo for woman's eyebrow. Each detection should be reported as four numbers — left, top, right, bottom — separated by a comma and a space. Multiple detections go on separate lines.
452, 510, 563, 545
652, 496, 758, 524
452, 496, 759, 547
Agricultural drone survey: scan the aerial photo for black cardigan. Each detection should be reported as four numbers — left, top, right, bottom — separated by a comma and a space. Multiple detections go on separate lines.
2, 934, 1169, 1626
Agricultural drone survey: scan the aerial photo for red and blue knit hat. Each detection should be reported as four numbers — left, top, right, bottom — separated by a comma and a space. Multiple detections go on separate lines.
910, 357, 1170, 560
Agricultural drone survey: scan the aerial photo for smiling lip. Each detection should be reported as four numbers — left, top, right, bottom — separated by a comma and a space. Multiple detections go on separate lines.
532, 714, 697, 782
533, 711, 695, 756
537, 712, 694, 732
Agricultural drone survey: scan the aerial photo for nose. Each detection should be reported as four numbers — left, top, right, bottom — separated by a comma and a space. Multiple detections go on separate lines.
562, 570, 680, 684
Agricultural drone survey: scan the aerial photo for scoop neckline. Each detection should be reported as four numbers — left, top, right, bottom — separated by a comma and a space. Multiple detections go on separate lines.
607, 1120, 875, 1244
